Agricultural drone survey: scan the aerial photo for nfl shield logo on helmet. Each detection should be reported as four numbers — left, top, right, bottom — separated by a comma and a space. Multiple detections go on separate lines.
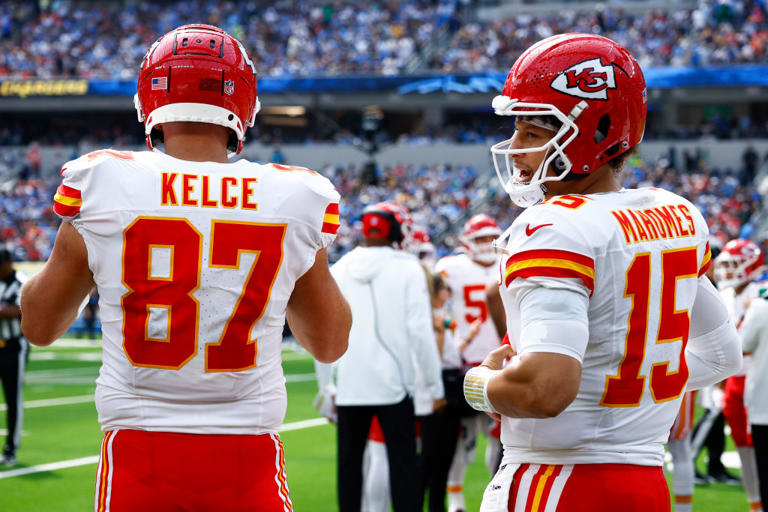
550, 58, 616, 100
224, 80, 235, 95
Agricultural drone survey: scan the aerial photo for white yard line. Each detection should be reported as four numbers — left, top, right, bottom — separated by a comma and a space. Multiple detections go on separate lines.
0, 456, 100, 479
5, 373, 316, 411
0, 417, 330, 479
0, 394, 96, 412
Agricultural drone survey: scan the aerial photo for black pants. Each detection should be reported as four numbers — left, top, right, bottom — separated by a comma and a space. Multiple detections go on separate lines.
418, 406, 461, 512
691, 408, 727, 474
751, 424, 768, 504
337, 397, 418, 512
0, 339, 28, 457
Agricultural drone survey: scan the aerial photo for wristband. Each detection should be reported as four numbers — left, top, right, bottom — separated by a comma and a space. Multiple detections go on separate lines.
463, 365, 500, 414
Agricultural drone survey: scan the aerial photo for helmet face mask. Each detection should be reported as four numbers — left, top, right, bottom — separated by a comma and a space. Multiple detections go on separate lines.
491, 98, 580, 208
460, 214, 502, 264
134, 24, 260, 156
491, 33, 647, 208
406, 226, 436, 263
714, 239, 764, 290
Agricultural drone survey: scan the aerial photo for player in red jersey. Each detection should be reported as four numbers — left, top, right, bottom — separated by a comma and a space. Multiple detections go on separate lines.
21, 24, 351, 511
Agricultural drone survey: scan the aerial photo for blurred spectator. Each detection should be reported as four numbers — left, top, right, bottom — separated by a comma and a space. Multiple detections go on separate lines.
1, 0, 767, 80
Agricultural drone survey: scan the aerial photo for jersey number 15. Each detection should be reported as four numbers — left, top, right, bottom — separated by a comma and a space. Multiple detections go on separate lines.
600, 247, 698, 407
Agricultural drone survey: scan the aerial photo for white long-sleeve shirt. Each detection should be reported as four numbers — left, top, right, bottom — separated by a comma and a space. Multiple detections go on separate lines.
319, 246, 444, 406
741, 292, 768, 424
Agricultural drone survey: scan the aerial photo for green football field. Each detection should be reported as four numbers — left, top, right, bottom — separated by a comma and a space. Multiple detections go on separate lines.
0, 339, 750, 511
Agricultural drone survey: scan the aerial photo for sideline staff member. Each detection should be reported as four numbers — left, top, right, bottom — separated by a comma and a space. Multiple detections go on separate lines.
0, 249, 27, 466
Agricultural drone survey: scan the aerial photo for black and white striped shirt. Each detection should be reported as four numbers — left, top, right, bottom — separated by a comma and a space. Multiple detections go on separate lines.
0, 271, 26, 341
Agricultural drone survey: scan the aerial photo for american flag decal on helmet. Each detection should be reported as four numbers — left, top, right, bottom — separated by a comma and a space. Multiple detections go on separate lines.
151, 76, 167, 90
53, 184, 82, 217
322, 202, 340, 234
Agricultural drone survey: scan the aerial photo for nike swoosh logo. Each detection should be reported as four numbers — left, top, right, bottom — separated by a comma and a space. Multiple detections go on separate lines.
525, 223, 553, 236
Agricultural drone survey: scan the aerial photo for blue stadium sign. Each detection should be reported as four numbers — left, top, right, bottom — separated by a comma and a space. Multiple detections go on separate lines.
2, 66, 768, 98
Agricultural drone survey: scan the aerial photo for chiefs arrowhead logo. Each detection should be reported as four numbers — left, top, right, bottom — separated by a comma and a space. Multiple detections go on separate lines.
550, 58, 616, 100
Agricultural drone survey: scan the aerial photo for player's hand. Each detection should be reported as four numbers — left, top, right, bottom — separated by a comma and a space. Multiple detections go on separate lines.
433, 398, 447, 413
481, 344, 515, 371
458, 318, 483, 353
433, 311, 447, 334
312, 391, 338, 424
467, 318, 482, 340
486, 411, 502, 422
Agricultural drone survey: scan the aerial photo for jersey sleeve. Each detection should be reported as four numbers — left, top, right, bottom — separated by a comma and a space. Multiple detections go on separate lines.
53, 155, 93, 220
310, 178, 341, 251
501, 203, 596, 299
286, 166, 341, 252
53, 150, 132, 221
698, 240, 712, 278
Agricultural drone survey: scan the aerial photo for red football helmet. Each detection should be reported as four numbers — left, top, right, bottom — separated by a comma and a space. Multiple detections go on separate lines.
714, 239, 764, 289
406, 225, 436, 262
134, 24, 260, 155
460, 214, 502, 264
490, 33, 647, 207
361, 201, 413, 245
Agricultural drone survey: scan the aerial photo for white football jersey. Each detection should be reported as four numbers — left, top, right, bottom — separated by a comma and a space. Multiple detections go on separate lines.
435, 253, 501, 364
721, 280, 766, 376
53, 149, 340, 434
497, 189, 711, 466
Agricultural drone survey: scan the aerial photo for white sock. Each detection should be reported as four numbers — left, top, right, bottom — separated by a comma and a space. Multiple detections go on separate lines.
737, 446, 762, 511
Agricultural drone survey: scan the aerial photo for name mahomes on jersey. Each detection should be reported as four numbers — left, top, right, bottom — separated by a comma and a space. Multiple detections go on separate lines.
497, 188, 711, 466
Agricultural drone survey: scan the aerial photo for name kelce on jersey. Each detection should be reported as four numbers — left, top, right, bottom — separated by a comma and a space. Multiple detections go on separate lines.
161, 172, 259, 210
611, 202, 697, 244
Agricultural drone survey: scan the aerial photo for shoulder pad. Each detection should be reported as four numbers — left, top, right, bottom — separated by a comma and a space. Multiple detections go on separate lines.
60, 149, 136, 175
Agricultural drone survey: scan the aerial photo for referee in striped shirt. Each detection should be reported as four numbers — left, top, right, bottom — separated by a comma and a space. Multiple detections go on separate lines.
0, 249, 27, 466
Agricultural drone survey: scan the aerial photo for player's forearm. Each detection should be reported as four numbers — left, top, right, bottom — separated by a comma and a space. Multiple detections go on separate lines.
21, 277, 81, 345
0, 303, 21, 319
486, 357, 579, 418
287, 297, 351, 363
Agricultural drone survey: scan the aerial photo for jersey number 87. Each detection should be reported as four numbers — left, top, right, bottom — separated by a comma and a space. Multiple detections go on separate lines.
121, 217, 285, 372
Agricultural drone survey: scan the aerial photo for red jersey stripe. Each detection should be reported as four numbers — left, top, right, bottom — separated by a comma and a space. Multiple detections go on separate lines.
56, 183, 82, 200
505, 266, 595, 295
506, 248, 593, 268
698, 241, 711, 277
324, 202, 339, 215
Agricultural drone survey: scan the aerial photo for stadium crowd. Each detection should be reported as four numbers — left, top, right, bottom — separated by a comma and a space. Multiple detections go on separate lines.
0, 144, 762, 264
1, 0, 767, 80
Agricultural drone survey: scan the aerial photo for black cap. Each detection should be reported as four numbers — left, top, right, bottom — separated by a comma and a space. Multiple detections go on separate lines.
0, 248, 12, 264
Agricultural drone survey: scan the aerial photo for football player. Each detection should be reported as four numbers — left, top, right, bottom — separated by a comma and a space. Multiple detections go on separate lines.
435, 214, 503, 512
407, 225, 437, 267
667, 391, 696, 512
741, 274, 768, 511
463, 33, 742, 511
714, 238, 766, 512
20, 24, 351, 511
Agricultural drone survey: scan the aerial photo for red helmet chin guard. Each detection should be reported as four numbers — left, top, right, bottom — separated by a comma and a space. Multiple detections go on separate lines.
134, 24, 260, 155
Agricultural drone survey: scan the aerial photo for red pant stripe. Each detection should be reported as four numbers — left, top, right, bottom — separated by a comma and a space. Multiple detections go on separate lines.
95, 430, 115, 512
271, 433, 293, 512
